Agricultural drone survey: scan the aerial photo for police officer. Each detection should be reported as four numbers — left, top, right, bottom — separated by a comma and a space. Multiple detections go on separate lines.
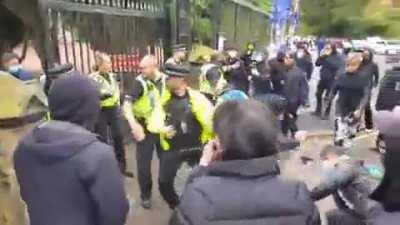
165, 44, 188, 65
43, 63, 74, 95
155, 64, 214, 209
199, 61, 227, 102
200, 63, 248, 106
123, 55, 172, 209
89, 53, 131, 177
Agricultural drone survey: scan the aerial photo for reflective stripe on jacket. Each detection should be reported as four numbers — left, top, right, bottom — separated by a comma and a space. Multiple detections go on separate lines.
132, 75, 166, 131
90, 72, 120, 108
150, 88, 214, 151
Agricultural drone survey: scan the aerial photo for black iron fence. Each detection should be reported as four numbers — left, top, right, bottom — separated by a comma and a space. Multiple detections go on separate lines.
39, 0, 167, 75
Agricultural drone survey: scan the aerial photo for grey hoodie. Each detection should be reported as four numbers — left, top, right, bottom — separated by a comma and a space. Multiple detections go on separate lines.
14, 120, 129, 225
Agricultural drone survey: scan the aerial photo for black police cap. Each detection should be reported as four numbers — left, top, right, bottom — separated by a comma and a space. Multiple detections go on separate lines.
172, 44, 187, 52
164, 63, 191, 78
46, 63, 74, 78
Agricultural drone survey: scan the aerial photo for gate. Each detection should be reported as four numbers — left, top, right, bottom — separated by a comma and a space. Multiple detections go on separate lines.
38, 0, 169, 78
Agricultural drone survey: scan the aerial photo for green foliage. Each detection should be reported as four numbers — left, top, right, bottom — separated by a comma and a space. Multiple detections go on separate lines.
189, 0, 272, 44
300, 0, 400, 38
249, 0, 273, 12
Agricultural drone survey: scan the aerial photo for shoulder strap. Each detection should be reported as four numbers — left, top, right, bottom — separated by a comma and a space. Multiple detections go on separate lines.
136, 75, 148, 94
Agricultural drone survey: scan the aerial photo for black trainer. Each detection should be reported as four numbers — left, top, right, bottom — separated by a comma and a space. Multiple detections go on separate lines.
141, 199, 152, 209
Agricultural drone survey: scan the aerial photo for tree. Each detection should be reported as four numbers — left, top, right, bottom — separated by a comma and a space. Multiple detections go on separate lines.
300, 0, 399, 38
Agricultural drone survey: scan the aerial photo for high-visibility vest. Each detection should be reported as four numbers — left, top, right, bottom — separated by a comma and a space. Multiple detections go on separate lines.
152, 88, 214, 151
90, 72, 120, 108
199, 64, 227, 97
131, 74, 167, 132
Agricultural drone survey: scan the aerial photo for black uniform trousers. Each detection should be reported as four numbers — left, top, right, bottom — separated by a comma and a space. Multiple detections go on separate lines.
281, 104, 299, 137
158, 147, 202, 209
159, 150, 181, 209
135, 131, 161, 201
364, 98, 373, 129
315, 81, 333, 117
95, 105, 126, 171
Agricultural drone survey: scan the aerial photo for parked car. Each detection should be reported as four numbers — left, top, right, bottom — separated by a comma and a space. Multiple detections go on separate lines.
385, 40, 400, 65
366, 37, 387, 55
351, 39, 368, 51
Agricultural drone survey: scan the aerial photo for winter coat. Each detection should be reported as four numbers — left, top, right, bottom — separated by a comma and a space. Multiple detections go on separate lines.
296, 55, 314, 81
170, 156, 321, 225
268, 58, 288, 95
360, 50, 380, 89
316, 54, 344, 85
284, 66, 309, 110
252, 59, 274, 95
333, 184, 400, 225
311, 160, 373, 210
224, 59, 249, 93
14, 120, 129, 225
332, 70, 370, 117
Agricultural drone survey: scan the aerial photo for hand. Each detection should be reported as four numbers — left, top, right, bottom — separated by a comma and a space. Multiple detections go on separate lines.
199, 140, 218, 167
131, 125, 145, 142
163, 125, 176, 139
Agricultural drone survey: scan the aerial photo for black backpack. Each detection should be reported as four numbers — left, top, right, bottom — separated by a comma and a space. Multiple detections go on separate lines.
376, 68, 400, 111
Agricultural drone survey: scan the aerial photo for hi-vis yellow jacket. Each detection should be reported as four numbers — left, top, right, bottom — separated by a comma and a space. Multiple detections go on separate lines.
199, 64, 227, 98
148, 88, 214, 151
131, 74, 166, 128
89, 72, 120, 108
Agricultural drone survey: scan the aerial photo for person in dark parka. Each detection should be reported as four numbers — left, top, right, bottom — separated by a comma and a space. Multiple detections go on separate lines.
314, 43, 345, 119
295, 45, 314, 81
223, 48, 250, 94
14, 74, 129, 225
330, 53, 370, 147
359, 49, 380, 130
268, 51, 288, 95
170, 100, 321, 225
282, 53, 309, 138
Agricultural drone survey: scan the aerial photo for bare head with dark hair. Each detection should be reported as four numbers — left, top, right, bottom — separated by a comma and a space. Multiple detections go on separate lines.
213, 100, 278, 161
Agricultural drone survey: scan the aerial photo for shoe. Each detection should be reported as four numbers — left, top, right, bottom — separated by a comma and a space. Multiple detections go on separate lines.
141, 199, 152, 209
123, 171, 134, 178
334, 139, 344, 147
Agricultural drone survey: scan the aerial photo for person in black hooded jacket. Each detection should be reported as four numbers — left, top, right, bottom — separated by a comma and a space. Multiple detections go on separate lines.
282, 53, 309, 138
170, 100, 320, 225
13, 74, 129, 225
268, 51, 288, 95
359, 49, 380, 130
314, 43, 345, 119
330, 53, 370, 147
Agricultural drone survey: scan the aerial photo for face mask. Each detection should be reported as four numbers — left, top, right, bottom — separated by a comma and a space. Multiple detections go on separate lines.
9, 65, 22, 74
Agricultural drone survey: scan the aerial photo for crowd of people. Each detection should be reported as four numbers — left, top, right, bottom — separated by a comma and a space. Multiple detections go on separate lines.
3, 39, 400, 225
